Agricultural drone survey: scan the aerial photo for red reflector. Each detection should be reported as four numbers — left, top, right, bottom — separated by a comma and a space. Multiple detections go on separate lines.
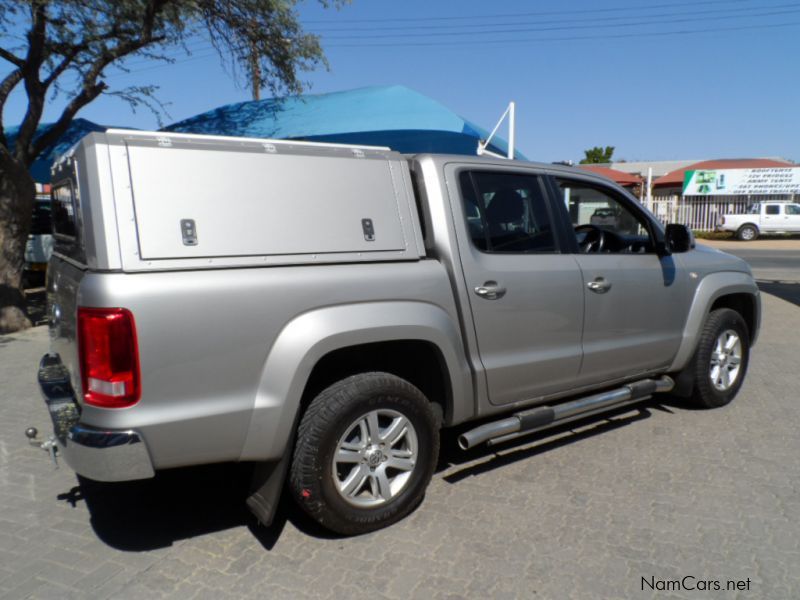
78, 307, 140, 408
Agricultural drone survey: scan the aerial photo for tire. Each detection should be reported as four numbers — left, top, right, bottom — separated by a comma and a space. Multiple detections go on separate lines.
736, 224, 758, 241
289, 372, 439, 535
688, 308, 750, 409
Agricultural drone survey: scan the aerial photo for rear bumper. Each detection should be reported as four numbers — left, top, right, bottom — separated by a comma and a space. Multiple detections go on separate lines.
38, 354, 154, 482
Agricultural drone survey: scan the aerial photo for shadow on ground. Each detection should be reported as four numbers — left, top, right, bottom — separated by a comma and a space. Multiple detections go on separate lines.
758, 280, 800, 308
61, 396, 690, 551
60, 463, 263, 551
435, 395, 693, 483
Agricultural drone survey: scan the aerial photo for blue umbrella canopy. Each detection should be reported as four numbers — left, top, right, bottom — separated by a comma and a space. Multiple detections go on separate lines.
4, 118, 110, 182
165, 85, 525, 159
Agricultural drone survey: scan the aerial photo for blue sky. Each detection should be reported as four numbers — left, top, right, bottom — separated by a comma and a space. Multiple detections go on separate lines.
3, 0, 799, 163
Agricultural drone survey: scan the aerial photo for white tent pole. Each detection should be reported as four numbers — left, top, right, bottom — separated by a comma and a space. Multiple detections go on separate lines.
508, 101, 516, 160
478, 101, 515, 159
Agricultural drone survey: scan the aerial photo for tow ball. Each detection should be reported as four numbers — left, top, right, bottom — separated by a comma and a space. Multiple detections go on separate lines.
25, 427, 59, 468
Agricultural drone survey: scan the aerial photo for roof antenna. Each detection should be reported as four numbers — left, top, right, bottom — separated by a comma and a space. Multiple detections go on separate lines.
478, 101, 515, 160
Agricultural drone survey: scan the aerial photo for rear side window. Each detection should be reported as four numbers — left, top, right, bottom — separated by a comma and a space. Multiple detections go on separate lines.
459, 171, 556, 253
765, 205, 781, 215
786, 204, 800, 215
51, 181, 77, 239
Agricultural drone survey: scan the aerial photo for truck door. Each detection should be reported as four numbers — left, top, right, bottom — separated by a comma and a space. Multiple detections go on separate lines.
782, 203, 800, 231
448, 168, 584, 405
550, 176, 689, 385
762, 204, 783, 231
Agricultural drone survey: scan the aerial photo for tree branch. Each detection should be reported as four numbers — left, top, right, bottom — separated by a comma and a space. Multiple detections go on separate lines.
31, 24, 169, 159
0, 70, 23, 150
42, 49, 78, 88
31, 81, 107, 159
14, 2, 49, 164
0, 48, 24, 67
21, 0, 167, 163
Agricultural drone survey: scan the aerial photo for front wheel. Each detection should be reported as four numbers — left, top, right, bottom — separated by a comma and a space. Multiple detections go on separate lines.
289, 372, 439, 535
688, 308, 750, 408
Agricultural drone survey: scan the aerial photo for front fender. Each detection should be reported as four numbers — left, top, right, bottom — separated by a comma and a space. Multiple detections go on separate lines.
668, 271, 760, 372
238, 301, 471, 461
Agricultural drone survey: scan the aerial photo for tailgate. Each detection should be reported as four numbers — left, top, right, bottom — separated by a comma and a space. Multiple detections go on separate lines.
46, 255, 86, 403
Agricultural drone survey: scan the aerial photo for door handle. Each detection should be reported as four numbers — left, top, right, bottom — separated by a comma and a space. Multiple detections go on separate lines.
587, 277, 612, 294
474, 281, 506, 300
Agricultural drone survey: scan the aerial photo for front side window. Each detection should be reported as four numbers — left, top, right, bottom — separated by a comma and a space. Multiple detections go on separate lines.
765, 205, 781, 215
460, 171, 556, 253
557, 179, 654, 253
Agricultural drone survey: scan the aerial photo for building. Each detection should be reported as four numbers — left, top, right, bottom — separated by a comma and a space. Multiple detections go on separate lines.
650, 158, 796, 196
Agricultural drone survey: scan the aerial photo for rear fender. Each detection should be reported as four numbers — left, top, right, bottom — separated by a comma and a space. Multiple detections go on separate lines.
239, 301, 471, 461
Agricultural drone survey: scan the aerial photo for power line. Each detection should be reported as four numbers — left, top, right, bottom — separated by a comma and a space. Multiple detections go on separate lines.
111, 1, 800, 69
301, 0, 755, 24
323, 20, 800, 47
103, 18, 800, 80
317, 6, 800, 40
306, 2, 800, 32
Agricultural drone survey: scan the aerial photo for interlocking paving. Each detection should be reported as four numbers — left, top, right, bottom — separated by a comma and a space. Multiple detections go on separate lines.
1, 289, 799, 599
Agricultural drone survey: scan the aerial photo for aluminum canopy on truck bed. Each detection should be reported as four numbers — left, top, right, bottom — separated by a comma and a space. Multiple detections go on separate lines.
54, 129, 425, 272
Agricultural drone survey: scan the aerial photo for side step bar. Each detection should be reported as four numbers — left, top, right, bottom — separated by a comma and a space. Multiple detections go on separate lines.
458, 376, 674, 450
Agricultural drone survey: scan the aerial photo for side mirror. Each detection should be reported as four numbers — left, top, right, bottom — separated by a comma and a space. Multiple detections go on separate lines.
664, 223, 695, 253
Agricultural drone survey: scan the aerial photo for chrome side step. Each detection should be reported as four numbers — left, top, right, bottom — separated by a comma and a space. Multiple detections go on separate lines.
458, 376, 674, 450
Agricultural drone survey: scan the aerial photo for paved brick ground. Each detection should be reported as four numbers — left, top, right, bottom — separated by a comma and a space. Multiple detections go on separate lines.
1, 290, 799, 599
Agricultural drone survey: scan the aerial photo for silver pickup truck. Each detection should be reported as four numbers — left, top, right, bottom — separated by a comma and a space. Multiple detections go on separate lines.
36, 130, 760, 535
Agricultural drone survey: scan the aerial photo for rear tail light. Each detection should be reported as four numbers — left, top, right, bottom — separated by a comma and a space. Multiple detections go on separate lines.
78, 307, 140, 408
721, 216, 726, 225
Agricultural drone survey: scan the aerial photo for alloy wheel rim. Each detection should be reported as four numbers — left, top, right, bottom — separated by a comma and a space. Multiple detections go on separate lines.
332, 409, 418, 507
709, 329, 742, 392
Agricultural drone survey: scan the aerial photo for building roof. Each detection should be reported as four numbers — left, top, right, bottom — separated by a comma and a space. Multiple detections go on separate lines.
653, 158, 794, 187
598, 159, 701, 178
164, 84, 525, 159
576, 165, 642, 186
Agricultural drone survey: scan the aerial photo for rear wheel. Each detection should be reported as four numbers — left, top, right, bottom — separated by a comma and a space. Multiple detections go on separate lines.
736, 224, 758, 241
289, 372, 439, 535
688, 308, 750, 408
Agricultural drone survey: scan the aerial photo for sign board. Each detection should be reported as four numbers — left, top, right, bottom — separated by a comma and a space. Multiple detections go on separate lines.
682, 167, 800, 196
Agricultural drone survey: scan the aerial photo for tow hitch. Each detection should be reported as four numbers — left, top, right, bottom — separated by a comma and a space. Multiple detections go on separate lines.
25, 426, 59, 468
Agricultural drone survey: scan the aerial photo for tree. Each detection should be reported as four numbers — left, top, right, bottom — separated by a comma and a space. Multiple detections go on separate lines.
580, 146, 615, 164
0, 0, 340, 332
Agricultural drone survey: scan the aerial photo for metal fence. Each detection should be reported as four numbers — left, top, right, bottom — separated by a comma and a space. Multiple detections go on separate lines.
641, 195, 797, 231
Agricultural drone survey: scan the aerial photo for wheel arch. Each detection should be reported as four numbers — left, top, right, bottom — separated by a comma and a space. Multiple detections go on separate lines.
710, 293, 758, 342
239, 301, 472, 461
737, 223, 759, 238
669, 272, 761, 373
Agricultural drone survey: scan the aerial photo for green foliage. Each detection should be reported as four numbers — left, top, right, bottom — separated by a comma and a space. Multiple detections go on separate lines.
580, 146, 615, 164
